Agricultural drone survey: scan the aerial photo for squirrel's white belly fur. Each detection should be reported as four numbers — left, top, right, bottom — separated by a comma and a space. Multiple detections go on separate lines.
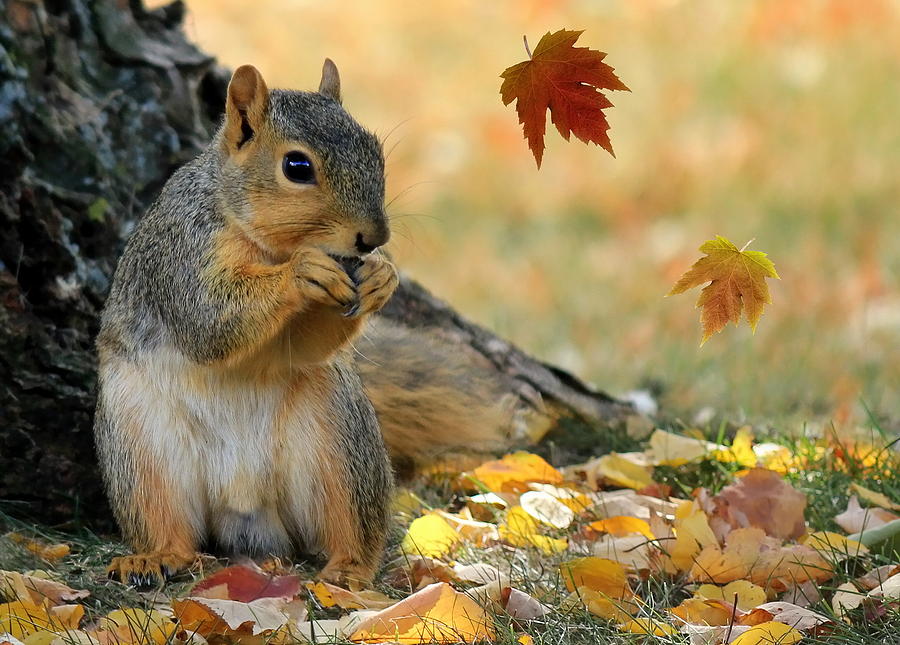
100, 344, 327, 555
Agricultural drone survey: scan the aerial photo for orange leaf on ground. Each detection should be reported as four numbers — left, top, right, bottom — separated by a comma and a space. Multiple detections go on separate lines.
349, 582, 494, 643
467, 452, 563, 494
668, 236, 779, 344
588, 516, 655, 540
710, 468, 807, 540
499, 29, 628, 167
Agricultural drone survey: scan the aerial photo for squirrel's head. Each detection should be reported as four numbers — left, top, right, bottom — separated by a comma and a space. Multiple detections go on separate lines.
217, 61, 388, 260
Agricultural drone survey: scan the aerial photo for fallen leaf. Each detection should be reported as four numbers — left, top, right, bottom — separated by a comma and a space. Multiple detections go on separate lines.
499, 29, 628, 166
191, 564, 302, 602
730, 621, 802, 645
855, 564, 900, 590
559, 557, 632, 599
670, 597, 734, 626
668, 502, 718, 573
712, 427, 758, 468
349, 582, 495, 643
802, 531, 868, 561
0, 571, 89, 606
583, 453, 653, 490
619, 617, 677, 636
668, 236, 779, 344
869, 572, 900, 600
588, 516, 655, 540
307, 582, 396, 610
562, 587, 639, 622
499, 506, 568, 555
519, 491, 575, 529
401, 514, 461, 558
831, 581, 863, 618
467, 452, 563, 494
697, 580, 767, 612
835, 495, 897, 534
711, 468, 807, 540
691, 527, 765, 584
173, 596, 288, 637
751, 601, 831, 631
99, 608, 176, 645
434, 510, 500, 545
452, 563, 505, 586
849, 483, 900, 511
4, 535, 70, 563
501, 587, 551, 620
591, 535, 654, 571
646, 429, 721, 466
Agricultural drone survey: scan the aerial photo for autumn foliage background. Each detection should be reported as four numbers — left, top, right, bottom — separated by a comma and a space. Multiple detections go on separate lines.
178, 0, 899, 429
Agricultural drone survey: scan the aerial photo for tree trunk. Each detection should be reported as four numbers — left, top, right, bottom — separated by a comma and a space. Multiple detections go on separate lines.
0, 0, 632, 528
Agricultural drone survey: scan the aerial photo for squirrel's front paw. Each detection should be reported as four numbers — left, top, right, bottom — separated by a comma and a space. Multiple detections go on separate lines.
347, 253, 398, 317
107, 552, 192, 589
293, 248, 358, 311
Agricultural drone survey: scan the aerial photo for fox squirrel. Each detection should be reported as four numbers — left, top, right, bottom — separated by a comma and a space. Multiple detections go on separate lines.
95, 60, 505, 590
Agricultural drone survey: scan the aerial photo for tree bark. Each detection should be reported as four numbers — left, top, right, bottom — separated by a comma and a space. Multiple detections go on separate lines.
0, 0, 632, 528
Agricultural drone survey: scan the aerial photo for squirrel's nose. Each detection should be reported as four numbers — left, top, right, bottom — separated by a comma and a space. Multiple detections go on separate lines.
355, 227, 390, 254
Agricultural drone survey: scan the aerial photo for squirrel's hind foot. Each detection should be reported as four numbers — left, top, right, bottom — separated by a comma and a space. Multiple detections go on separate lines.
107, 551, 195, 589
317, 559, 375, 592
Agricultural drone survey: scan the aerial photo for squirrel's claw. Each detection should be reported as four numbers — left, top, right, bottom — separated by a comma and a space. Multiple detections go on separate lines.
107, 552, 188, 590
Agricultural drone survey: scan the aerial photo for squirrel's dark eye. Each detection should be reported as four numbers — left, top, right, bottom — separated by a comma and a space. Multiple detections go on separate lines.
282, 151, 316, 184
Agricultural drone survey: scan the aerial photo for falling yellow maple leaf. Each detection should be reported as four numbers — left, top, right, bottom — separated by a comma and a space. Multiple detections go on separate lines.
668, 236, 779, 345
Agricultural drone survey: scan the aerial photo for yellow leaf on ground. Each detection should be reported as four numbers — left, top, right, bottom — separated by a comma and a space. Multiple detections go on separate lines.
401, 514, 460, 558
713, 426, 758, 467
587, 454, 653, 490
350, 582, 494, 643
100, 608, 175, 645
646, 429, 720, 466
697, 580, 766, 612
559, 557, 631, 598
667, 236, 779, 345
467, 452, 563, 493
618, 618, 677, 636
730, 621, 802, 645
690, 527, 766, 584
527, 484, 593, 513
668, 503, 718, 573
850, 483, 900, 511
499, 506, 568, 555
0, 601, 54, 640
802, 531, 868, 561
669, 597, 733, 626
563, 587, 640, 622
307, 582, 395, 611
588, 516, 654, 540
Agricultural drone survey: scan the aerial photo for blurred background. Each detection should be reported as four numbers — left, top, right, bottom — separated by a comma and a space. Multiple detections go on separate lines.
175, 0, 899, 431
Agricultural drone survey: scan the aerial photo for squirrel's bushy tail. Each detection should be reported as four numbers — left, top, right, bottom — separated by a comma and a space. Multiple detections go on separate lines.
354, 318, 511, 471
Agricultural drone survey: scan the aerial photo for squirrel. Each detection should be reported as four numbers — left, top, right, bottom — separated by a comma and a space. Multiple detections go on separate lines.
95, 60, 507, 590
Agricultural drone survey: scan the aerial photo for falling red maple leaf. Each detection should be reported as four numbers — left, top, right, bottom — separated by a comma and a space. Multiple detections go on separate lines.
500, 29, 629, 167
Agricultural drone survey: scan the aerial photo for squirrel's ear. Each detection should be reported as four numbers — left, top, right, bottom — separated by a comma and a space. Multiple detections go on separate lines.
225, 65, 269, 151
318, 58, 342, 104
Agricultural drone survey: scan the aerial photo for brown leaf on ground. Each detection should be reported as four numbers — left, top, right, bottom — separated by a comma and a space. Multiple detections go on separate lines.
710, 468, 807, 540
